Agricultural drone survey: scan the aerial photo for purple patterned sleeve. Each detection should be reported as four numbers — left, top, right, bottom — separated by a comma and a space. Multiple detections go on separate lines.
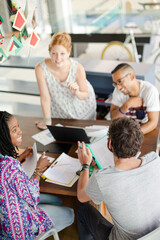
6, 159, 40, 206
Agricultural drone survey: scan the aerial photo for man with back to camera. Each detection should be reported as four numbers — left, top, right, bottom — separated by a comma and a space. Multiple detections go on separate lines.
110, 63, 159, 134
77, 117, 160, 240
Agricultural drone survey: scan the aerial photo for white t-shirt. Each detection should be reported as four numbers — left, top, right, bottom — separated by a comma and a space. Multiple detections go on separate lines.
111, 80, 159, 123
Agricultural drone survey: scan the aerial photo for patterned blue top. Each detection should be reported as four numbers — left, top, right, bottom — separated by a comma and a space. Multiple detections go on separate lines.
0, 154, 54, 240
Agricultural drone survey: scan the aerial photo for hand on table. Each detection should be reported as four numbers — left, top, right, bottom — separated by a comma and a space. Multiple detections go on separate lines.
35, 121, 47, 130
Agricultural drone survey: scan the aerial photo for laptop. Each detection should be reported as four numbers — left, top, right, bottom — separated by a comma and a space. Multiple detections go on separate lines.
36, 141, 72, 154
47, 125, 90, 143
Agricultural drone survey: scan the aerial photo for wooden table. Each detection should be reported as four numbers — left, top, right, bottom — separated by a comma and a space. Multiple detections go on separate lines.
17, 116, 160, 197
16, 115, 159, 238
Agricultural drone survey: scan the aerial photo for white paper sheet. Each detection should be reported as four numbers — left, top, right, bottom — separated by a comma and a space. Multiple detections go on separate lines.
42, 153, 81, 187
85, 125, 109, 138
88, 135, 114, 169
22, 142, 37, 178
88, 136, 141, 169
32, 129, 55, 145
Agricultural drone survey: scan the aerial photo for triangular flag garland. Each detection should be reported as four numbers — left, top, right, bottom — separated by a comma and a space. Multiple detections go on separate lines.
29, 30, 40, 48
0, 46, 8, 63
0, 31, 4, 44
12, 6, 18, 15
31, 10, 37, 29
10, 6, 18, 22
0, 16, 3, 25
21, 25, 28, 40
11, 0, 27, 12
7, 35, 23, 55
10, 14, 16, 22
18, 32, 21, 42
13, 9, 26, 31
0, 7, 41, 57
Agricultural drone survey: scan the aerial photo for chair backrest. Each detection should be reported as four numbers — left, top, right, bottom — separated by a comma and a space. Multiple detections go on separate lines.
138, 226, 160, 240
33, 228, 59, 240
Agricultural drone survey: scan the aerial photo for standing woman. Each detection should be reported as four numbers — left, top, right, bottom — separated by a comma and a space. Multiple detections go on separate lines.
0, 111, 74, 239
35, 32, 97, 130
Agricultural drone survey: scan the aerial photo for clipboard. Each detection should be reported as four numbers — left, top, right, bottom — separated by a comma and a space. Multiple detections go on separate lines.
42, 153, 81, 187
86, 144, 103, 170
85, 134, 114, 174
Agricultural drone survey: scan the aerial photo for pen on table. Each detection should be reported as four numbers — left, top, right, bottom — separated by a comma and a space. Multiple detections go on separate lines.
51, 163, 71, 168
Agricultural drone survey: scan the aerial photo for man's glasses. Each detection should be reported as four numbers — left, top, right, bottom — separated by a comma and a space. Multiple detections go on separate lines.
112, 73, 131, 88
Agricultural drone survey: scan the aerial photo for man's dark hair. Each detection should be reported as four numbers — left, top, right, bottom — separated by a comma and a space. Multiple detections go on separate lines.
108, 117, 143, 158
0, 111, 18, 158
111, 63, 134, 75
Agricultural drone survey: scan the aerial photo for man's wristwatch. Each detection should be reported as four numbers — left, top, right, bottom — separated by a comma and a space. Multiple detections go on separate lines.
81, 164, 90, 172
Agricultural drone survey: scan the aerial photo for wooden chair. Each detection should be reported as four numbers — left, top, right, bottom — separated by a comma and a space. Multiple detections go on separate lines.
34, 228, 59, 240
138, 226, 160, 239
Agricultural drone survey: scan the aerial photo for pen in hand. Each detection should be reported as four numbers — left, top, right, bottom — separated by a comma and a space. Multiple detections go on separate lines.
78, 142, 85, 150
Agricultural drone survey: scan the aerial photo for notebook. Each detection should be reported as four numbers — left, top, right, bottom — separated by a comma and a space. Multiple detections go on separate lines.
22, 142, 38, 178
22, 142, 56, 179
47, 125, 90, 143
42, 152, 81, 187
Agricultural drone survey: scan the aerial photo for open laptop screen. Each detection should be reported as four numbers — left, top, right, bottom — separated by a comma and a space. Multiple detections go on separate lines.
47, 125, 90, 144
